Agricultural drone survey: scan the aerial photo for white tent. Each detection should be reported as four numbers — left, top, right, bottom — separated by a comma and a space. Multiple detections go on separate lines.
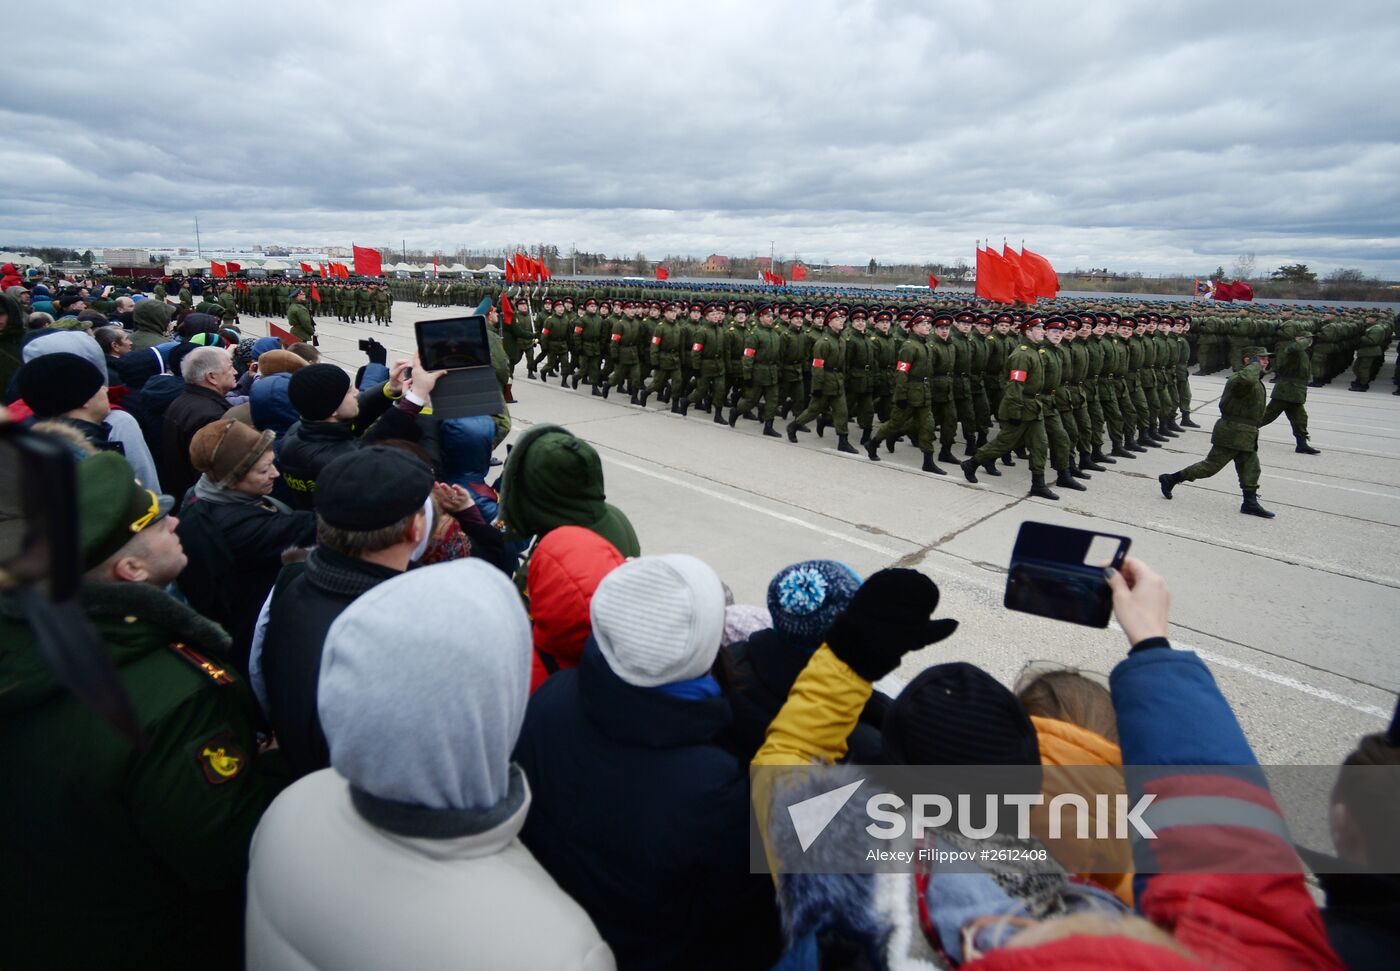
261, 259, 291, 271
448, 263, 469, 273
0, 251, 41, 267
476, 263, 504, 275
393, 262, 415, 273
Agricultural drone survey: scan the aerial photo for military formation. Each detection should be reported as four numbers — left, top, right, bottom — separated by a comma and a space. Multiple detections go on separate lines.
231, 280, 394, 325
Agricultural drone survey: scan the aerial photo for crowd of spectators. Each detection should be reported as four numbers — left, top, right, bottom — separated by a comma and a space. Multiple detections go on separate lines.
1, 270, 1396, 970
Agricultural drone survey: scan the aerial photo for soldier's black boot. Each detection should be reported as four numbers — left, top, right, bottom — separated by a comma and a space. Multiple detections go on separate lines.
1158, 471, 1181, 499
1158, 419, 1178, 438
865, 438, 881, 461
713, 406, 726, 425
976, 431, 988, 447
1295, 436, 1320, 455
816, 414, 829, 438
677, 395, 690, 416
571, 373, 581, 389
1001, 454, 1015, 466
1307, 379, 1325, 388
1240, 489, 1276, 519
836, 434, 858, 454
630, 390, 641, 406
698, 398, 712, 414
960, 458, 978, 482
1348, 381, 1367, 392
763, 419, 782, 438
1015, 445, 1029, 460
1091, 445, 1116, 465
1068, 459, 1091, 480
1148, 424, 1168, 442
885, 436, 897, 453
980, 457, 1001, 476
923, 452, 947, 475
727, 406, 740, 428
1030, 472, 1060, 501
1167, 417, 1185, 433
938, 445, 957, 464
591, 384, 605, 397
1125, 433, 1147, 454
1079, 451, 1106, 473
1180, 410, 1200, 428
786, 421, 800, 443
1139, 429, 1161, 448
1055, 467, 1087, 491
859, 427, 872, 446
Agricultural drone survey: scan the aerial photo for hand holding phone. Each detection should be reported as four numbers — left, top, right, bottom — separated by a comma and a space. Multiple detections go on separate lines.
1104, 558, 1171, 645
1004, 521, 1130, 628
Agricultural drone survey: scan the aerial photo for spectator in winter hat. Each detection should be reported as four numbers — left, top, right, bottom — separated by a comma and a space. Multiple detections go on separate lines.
514, 553, 781, 970
524, 525, 625, 694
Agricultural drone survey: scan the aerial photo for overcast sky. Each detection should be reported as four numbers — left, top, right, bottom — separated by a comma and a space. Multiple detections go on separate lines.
4, 0, 1398, 276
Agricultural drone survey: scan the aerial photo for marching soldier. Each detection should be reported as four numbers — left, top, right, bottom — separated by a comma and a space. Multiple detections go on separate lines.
729, 304, 783, 436
688, 303, 728, 422
843, 309, 876, 445
869, 310, 898, 423
287, 287, 315, 345
776, 308, 808, 420
1159, 345, 1276, 518
787, 307, 857, 453
604, 299, 644, 401
1260, 322, 1321, 454
866, 311, 945, 474
641, 301, 687, 411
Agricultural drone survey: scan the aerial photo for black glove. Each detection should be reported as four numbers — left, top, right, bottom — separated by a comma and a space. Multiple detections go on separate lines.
825, 569, 958, 682
364, 338, 387, 366
311, 335, 320, 347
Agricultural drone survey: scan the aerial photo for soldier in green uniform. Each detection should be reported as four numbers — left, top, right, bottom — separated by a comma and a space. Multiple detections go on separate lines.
723, 304, 749, 408
984, 313, 1014, 419
969, 314, 993, 446
217, 284, 239, 329
1137, 318, 1167, 444
574, 297, 604, 391
287, 287, 315, 345
1350, 316, 1390, 391
866, 311, 945, 474
1124, 318, 1160, 450
374, 283, 392, 325
1065, 317, 1104, 472
729, 304, 784, 436
787, 308, 857, 453
1149, 316, 1179, 438
604, 299, 644, 401
178, 280, 193, 309
961, 316, 1059, 500
1172, 316, 1199, 427
1160, 346, 1276, 518
777, 309, 808, 419
0, 452, 287, 970
1109, 318, 1144, 456
641, 301, 687, 411
354, 283, 371, 323
869, 310, 897, 422
639, 300, 661, 389
948, 311, 979, 458
1043, 318, 1087, 490
688, 303, 728, 422
928, 314, 962, 463
535, 299, 567, 381
1078, 315, 1115, 467
1260, 323, 1320, 454
843, 308, 876, 444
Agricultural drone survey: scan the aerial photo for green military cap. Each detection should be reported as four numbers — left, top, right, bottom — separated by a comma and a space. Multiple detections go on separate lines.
77, 451, 175, 571
1242, 345, 1269, 358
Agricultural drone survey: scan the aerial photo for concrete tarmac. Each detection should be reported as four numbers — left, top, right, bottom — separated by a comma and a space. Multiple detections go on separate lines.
293, 301, 1398, 767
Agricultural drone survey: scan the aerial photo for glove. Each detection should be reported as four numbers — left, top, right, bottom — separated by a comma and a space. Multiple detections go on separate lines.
825, 569, 958, 682
364, 338, 387, 366
311, 335, 320, 347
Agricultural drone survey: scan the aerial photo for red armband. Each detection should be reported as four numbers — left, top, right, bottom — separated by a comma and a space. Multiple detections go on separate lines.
1009, 369, 1028, 382
744, 347, 757, 357
692, 342, 704, 352
573, 325, 584, 334
651, 335, 662, 345
611, 333, 622, 342
540, 328, 550, 337
895, 360, 911, 373
812, 358, 825, 368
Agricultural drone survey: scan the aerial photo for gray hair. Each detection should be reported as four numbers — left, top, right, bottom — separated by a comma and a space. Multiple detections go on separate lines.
182, 346, 230, 385
92, 326, 126, 354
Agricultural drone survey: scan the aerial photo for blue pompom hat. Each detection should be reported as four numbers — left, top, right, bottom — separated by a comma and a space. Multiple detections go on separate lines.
766, 560, 861, 651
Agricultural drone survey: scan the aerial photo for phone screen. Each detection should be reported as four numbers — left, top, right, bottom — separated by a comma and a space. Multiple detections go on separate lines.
416, 316, 491, 371
1004, 521, 1130, 628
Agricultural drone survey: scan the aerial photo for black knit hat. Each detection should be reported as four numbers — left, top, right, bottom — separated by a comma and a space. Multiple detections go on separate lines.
17, 352, 105, 417
288, 363, 352, 420
881, 662, 1040, 766
316, 446, 434, 531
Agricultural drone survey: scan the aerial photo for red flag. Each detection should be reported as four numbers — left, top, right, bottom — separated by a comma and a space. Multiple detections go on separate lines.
226, 261, 241, 273
267, 322, 301, 346
1229, 281, 1254, 301
433, 256, 439, 278
977, 247, 1018, 304
1019, 248, 1060, 299
210, 261, 227, 278
299, 262, 314, 274
1002, 245, 1037, 304
927, 273, 939, 290
234, 280, 248, 292
501, 296, 514, 325
540, 261, 551, 281
352, 245, 382, 277
791, 264, 808, 282
1212, 281, 1234, 302
655, 267, 670, 281
310, 284, 320, 302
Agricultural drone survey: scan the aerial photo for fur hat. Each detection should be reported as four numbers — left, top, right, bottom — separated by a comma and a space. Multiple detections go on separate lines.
189, 419, 275, 488
256, 349, 307, 376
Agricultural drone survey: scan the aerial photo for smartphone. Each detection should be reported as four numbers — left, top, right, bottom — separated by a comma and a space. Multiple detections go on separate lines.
415, 316, 491, 371
1004, 521, 1130, 628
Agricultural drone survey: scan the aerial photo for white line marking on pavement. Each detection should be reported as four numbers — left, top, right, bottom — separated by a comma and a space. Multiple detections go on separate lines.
1263, 473, 1400, 501
1145, 521, 1400, 588
599, 446, 1394, 717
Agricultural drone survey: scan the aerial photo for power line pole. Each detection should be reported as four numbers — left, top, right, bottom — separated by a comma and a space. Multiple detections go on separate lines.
194, 215, 201, 257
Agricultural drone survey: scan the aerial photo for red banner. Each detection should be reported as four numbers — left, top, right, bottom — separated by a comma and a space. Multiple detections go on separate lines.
928, 273, 939, 290
310, 284, 320, 302
976, 247, 1018, 304
352, 245, 382, 277
1020, 247, 1060, 299
210, 261, 227, 278
1002, 245, 1038, 305
1229, 281, 1254, 301
790, 264, 808, 282
655, 267, 670, 281
1212, 281, 1235, 302
227, 261, 241, 273
299, 262, 314, 274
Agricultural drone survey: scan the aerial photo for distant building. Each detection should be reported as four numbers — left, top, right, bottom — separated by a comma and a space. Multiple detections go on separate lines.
104, 247, 151, 268
755, 256, 772, 271
703, 254, 731, 272
828, 265, 860, 277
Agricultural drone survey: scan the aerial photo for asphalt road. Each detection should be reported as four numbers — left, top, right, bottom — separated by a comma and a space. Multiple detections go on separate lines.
297, 301, 1399, 767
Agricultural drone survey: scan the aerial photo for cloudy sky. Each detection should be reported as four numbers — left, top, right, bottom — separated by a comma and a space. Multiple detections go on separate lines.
4, 0, 1399, 276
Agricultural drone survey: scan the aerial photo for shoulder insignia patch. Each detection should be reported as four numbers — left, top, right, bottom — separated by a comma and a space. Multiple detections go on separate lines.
169, 642, 236, 686
195, 729, 245, 785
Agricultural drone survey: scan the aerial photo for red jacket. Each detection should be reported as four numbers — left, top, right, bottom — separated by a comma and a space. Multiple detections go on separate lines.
525, 525, 624, 693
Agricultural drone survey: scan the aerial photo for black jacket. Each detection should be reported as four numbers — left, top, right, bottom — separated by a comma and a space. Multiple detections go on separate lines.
174, 490, 317, 674
259, 547, 401, 778
514, 643, 780, 971
161, 385, 230, 500
275, 386, 418, 511
1301, 847, 1400, 971
716, 629, 889, 764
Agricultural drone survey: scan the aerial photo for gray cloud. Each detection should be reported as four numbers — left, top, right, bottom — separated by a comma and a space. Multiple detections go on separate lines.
2, 0, 1398, 276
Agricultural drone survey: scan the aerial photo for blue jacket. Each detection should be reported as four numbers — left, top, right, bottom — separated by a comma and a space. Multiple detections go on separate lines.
514, 642, 780, 971
250, 373, 299, 439
439, 415, 500, 522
